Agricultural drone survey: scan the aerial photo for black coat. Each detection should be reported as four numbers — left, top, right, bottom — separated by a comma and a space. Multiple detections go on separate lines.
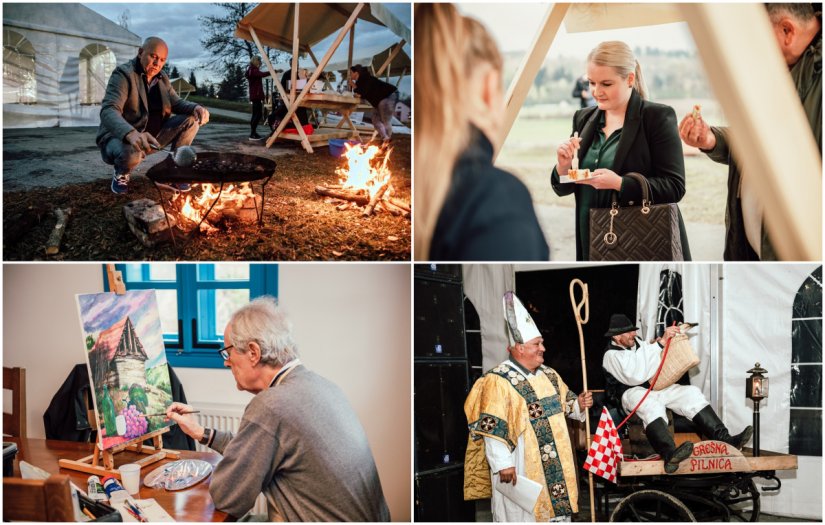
430, 129, 550, 261
551, 89, 691, 260
44, 363, 195, 451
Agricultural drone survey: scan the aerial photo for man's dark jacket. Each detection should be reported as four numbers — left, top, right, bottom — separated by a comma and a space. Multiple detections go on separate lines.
551, 89, 691, 260
44, 363, 195, 451
96, 57, 199, 148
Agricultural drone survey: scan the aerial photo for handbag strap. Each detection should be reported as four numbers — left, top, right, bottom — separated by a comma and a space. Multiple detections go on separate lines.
610, 172, 653, 212
603, 172, 653, 246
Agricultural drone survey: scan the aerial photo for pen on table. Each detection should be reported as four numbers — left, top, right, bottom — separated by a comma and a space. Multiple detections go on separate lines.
138, 410, 200, 418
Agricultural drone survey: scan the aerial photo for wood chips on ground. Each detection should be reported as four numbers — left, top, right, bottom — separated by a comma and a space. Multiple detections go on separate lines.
3, 138, 411, 261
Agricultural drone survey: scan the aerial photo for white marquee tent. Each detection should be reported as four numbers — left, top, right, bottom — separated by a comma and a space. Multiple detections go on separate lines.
3, 3, 141, 128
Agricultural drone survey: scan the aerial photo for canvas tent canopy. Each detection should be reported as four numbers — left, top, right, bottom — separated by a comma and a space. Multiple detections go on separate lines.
234, 2, 410, 152
499, 3, 821, 261
3, 3, 140, 128
170, 77, 195, 99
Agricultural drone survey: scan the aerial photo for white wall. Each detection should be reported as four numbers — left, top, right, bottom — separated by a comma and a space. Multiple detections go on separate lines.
2, 263, 411, 521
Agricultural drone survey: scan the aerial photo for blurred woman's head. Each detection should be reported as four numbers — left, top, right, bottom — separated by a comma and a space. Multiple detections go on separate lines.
251, 56, 261, 68
414, 3, 504, 259
586, 41, 648, 111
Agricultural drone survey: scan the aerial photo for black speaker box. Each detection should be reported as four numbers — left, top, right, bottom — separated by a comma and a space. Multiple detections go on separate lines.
415, 279, 466, 358
414, 361, 469, 471
415, 465, 476, 522
414, 263, 463, 283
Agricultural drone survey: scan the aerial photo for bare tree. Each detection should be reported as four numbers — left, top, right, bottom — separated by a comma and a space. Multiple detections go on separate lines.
199, 3, 287, 73
117, 9, 130, 30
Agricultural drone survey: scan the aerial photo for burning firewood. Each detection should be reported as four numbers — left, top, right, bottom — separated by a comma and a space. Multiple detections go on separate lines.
363, 181, 390, 216
314, 185, 370, 206
45, 207, 72, 255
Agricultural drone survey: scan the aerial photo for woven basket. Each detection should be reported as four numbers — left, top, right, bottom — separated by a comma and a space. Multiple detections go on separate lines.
653, 333, 700, 390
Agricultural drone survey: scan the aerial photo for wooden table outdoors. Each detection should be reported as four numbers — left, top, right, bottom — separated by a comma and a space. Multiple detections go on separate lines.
6, 437, 229, 522
272, 92, 362, 152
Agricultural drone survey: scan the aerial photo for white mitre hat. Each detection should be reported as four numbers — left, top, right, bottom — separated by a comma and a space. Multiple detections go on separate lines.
503, 291, 541, 346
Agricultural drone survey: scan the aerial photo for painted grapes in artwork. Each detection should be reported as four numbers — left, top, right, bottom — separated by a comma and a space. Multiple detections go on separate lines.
76, 290, 174, 450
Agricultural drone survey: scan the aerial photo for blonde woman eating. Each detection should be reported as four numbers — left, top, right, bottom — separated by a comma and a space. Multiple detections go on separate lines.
552, 41, 691, 261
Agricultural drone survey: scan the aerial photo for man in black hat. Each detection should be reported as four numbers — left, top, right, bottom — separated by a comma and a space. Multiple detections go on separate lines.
602, 313, 753, 474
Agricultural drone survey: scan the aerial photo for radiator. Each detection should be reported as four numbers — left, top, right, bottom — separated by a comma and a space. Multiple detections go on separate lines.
195, 403, 268, 517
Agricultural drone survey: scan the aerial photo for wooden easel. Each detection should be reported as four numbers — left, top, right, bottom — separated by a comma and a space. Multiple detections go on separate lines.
58, 264, 180, 479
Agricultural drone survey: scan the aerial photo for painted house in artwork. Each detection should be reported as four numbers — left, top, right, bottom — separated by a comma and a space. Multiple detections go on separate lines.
89, 316, 149, 390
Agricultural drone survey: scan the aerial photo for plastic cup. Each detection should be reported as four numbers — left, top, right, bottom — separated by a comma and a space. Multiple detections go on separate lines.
119, 463, 141, 495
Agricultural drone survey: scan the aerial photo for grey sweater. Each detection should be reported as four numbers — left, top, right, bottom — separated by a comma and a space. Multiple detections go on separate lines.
209, 365, 390, 521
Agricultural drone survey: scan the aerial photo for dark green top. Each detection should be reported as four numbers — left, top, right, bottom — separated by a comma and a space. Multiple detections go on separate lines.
575, 112, 623, 259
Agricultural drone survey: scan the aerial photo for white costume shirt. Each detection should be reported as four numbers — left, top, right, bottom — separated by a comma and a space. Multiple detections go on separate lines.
603, 339, 708, 427
483, 360, 586, 522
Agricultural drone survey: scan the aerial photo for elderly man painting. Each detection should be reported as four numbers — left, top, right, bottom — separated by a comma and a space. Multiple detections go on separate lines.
464, 292, 592, 522
96, 36, 210, 194
167, 297, 389, 521
603, 314, 753, 474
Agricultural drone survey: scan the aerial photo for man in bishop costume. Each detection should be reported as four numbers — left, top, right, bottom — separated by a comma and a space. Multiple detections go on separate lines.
463, 291, 593, 522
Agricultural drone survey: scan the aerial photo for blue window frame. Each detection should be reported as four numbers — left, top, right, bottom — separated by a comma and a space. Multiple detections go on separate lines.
103, 264, 279, 368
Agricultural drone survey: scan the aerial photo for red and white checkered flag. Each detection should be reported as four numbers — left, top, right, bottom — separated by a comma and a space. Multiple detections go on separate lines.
583, 407, 623, 483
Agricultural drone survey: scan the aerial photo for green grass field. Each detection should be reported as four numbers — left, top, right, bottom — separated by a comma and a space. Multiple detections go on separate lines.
188, 95, 251, 114
497, 117, 728, 225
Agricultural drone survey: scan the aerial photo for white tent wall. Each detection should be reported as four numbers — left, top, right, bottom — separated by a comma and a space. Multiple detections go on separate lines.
722, 263, 822, 520
638, 264, 714, 401
462, 264, 516, 372
3, 5, 140, 128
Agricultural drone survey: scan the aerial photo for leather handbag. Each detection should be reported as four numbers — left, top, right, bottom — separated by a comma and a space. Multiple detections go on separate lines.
589, 172, 684, 261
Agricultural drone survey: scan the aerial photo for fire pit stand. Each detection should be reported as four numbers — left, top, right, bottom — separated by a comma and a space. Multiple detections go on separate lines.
146, 152, 277, 247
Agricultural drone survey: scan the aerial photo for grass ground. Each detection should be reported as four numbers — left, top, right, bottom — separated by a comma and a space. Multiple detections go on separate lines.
188, 95, 251, 114
497, 117, 728, 225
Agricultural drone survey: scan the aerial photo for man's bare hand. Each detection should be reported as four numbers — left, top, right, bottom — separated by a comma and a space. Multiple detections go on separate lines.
126, 131, 160, 154
194, 106, 210, 125
678, 113, 715, 150
578, 390, 593, 411
166, 402, 204, 440
498, 467, 517, 485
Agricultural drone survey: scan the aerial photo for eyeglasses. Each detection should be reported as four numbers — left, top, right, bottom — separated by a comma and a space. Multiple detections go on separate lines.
218, 345, 235, 360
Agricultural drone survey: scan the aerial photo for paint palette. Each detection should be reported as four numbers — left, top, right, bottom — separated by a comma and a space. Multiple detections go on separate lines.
143, 459, 213, 491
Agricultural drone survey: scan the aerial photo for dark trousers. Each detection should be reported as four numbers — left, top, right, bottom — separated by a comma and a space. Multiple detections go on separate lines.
251, 100, 263, 135
100, 114, 200, 175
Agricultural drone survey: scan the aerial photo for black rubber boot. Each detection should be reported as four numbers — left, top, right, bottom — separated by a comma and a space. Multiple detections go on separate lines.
692, 405, 753, 449
645, 418, 694, 474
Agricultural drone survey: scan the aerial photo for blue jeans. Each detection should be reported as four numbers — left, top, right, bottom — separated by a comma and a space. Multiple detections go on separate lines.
101, 114, 200, 175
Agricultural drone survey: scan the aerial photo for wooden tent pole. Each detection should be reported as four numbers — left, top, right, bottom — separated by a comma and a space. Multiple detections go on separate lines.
569, 279, 595, 522
347, 20, 356, 82
290, 4, 300, 107
680, 3, 821, 260
246, 26, 311, 149
266, 3, 366, 148
496, 3, 569, 160
376, 39, 406, 77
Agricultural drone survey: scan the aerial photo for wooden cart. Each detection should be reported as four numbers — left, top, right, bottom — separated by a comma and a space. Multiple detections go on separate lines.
593, 437, 797, 521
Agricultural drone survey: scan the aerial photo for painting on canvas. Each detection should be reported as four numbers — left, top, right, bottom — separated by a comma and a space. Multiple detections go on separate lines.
77, 290, 174, 450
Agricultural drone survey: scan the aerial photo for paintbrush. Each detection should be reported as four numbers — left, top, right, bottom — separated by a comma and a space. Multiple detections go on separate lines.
138, 410, 200, 418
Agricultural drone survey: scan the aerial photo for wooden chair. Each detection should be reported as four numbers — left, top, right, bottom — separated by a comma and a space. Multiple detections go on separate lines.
3, 474, 76, 521
3, 366, 26, 439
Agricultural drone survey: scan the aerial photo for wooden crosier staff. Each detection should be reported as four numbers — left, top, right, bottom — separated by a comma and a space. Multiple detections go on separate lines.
569, 278, 595, 522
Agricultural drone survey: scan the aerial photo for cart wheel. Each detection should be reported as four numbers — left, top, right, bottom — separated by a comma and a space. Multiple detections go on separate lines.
610, 489, 697, 522
720, 479, 760, 522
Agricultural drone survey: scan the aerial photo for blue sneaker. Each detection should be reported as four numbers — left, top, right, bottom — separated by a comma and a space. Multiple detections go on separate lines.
111, 170, 130, 194
170, 182, 192, 192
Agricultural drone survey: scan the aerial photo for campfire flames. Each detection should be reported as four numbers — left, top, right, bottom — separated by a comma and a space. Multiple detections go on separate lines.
172, 182, 259, 233
337, 144, 391, 198
315, 143, 411, 218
